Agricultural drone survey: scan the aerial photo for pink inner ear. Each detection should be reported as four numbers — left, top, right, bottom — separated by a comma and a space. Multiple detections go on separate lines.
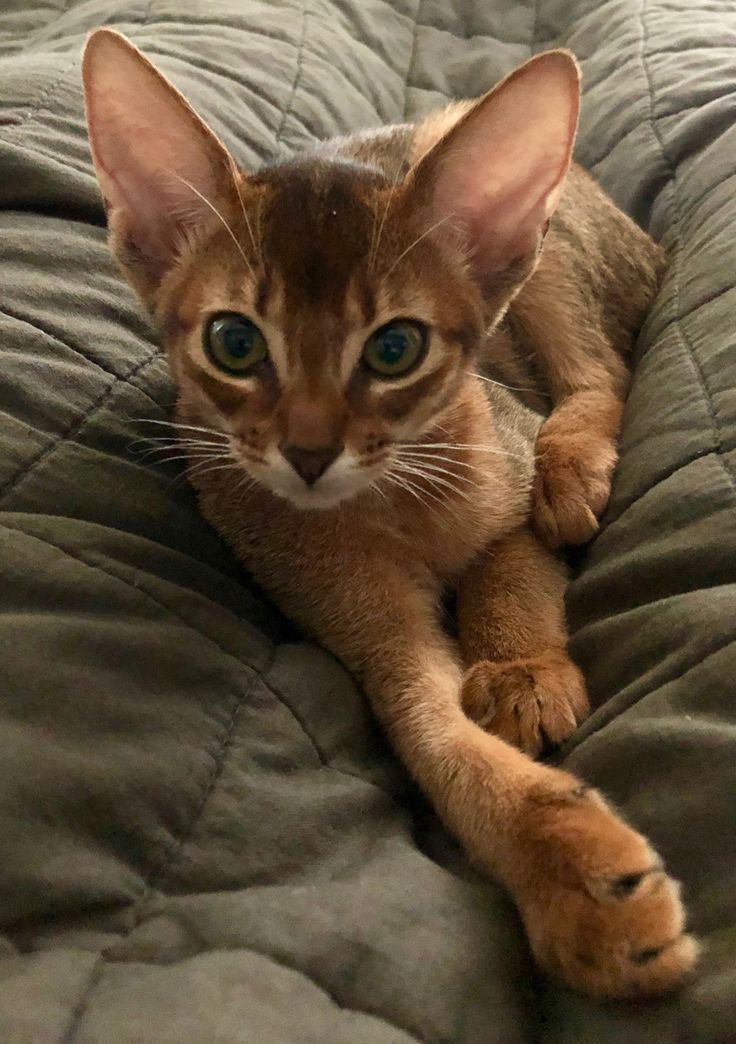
447, 165, 563, 274
84, 32, 230, 268
429, 53, 579, 278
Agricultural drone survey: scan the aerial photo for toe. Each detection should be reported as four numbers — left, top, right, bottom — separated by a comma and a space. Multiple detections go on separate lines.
586, 861, 665, 903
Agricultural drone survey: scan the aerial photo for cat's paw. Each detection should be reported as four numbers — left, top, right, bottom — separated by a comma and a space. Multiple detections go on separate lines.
511, 774, 699, 997
532, 428, 618, 549
460, 652, 589, 755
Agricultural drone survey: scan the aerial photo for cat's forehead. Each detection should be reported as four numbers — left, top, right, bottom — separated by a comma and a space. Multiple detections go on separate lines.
165, 155, 440, 353
255, 155, 385, 227
252, 157, 388, 314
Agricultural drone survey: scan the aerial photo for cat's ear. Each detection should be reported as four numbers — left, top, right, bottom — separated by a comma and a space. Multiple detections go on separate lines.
82, 28, 239, 295
407, 51, 580, 292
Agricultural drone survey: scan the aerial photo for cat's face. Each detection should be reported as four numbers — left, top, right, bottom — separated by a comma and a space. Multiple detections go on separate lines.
160, 159, 485, 509
82, 30, 579, 509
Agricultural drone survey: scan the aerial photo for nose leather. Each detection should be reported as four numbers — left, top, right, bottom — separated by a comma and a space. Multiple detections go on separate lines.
282, 444, 341, 486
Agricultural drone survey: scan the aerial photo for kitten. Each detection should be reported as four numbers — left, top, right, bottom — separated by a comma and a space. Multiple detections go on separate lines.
82, 29, 698, 997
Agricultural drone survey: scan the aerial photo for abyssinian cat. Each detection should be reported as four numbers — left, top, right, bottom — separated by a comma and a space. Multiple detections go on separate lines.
82, 29, 698, 998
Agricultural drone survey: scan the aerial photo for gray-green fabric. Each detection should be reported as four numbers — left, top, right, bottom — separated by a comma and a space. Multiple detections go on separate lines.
1, 1, 734, 1041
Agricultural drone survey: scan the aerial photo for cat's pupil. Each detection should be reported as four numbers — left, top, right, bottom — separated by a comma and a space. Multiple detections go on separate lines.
224, 327, 253, 358
378, 330, 408, 363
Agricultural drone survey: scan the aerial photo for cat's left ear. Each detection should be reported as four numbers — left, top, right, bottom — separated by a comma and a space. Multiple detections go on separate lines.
82, 28, 240, 299
407, 50, 580, 293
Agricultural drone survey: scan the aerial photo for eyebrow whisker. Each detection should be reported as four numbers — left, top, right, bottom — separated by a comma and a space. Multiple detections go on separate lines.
166, 168, 254, 277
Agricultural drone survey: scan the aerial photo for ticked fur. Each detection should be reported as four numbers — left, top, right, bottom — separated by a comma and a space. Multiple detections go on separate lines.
82, 30, 696, 999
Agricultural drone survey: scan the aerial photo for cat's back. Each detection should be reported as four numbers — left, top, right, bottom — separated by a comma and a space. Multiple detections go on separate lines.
536, 164, 665, 354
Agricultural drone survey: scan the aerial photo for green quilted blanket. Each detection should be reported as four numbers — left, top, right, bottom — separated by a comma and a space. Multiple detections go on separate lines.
1, 1, 734, 1040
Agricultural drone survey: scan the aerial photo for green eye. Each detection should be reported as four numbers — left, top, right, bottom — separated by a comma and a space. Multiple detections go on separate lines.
206, 313, 268, 375
362, 320, 427, 378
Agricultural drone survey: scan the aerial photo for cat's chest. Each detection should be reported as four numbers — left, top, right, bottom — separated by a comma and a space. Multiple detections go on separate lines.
386, 472, 531, 579
193, 458, 529, 595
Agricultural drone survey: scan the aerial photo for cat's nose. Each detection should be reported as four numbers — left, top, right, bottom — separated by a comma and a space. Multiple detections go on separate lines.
282, 444, 342, 486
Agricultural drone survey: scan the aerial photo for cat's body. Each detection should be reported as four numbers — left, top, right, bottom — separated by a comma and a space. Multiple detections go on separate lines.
177, 137, 661, 628
82, 31, 696, 1000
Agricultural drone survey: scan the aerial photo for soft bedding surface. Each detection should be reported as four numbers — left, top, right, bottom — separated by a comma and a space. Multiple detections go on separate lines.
1, 1, 735, 1041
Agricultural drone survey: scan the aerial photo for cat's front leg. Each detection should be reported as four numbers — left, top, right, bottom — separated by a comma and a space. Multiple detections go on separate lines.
456, 525, 588, 755
293, 553, 696, 998
532, 389, 622, 549
509, 166, 663, 550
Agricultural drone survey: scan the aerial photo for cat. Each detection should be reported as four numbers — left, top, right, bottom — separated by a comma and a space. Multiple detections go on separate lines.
82, 28, 698, 998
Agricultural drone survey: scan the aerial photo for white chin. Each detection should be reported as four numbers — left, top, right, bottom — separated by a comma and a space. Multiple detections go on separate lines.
255, 472, 370, 511
283, 487, 354, 510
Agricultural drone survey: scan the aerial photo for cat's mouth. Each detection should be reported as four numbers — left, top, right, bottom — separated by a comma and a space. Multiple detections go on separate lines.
232, 443, 387, 511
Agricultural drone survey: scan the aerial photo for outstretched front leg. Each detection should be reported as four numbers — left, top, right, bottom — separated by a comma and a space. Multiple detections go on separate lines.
268, 538, 696, 997
449, 525, 697, 993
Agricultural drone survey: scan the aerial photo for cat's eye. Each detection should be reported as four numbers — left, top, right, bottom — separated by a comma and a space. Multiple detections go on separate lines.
205, 313, 268, 375
362, 320, 427, 378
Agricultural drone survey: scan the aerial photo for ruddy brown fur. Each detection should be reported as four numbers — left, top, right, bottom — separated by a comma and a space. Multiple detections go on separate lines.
82, 29, 696, 997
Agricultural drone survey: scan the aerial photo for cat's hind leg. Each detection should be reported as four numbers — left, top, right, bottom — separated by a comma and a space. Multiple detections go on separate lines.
457, 525, 588, 755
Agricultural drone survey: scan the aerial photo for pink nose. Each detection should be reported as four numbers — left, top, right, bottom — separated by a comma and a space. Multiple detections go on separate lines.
282, 444, 341, 486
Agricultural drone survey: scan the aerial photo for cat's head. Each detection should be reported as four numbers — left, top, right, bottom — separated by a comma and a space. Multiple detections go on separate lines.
82, 30, 579, 509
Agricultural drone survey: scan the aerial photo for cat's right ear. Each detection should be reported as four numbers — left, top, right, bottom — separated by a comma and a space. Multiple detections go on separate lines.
82, 29, 239, 299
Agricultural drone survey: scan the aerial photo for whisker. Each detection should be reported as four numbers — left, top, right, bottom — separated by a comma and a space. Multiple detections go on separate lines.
386, 464, 474, 526
468, 371, 540, 394
185, 459, 240, 479
383, 466, 445, 508
138, 444, 229, 458
395, 455, 481, 487
382, 472, 433, 511
131, 417, 178, 428
401, 441, 527, 460
384, 470, 470, 529
394, 461, 475, 503
396, 449, 481, 472
135, 450, 224, 463
130, 439, 230, 458
165, 474, 194, 493
234, 470, 256, 506
369, 481, 389, 503
231, 163, 260, 263
134, 418, 230, 439
255, 191, 266, 267
396, 461, 468, 494
370, 162, 403, 271
383, 215, 454, 281
152, 452, 231, 468
166, 169, 254, 277
129, 434, 228, 446
134, 437, 228, 449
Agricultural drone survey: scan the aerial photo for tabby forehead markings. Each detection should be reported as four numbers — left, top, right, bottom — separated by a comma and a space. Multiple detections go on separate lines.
255, 159, 381, 311
247, 272, 290, 383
